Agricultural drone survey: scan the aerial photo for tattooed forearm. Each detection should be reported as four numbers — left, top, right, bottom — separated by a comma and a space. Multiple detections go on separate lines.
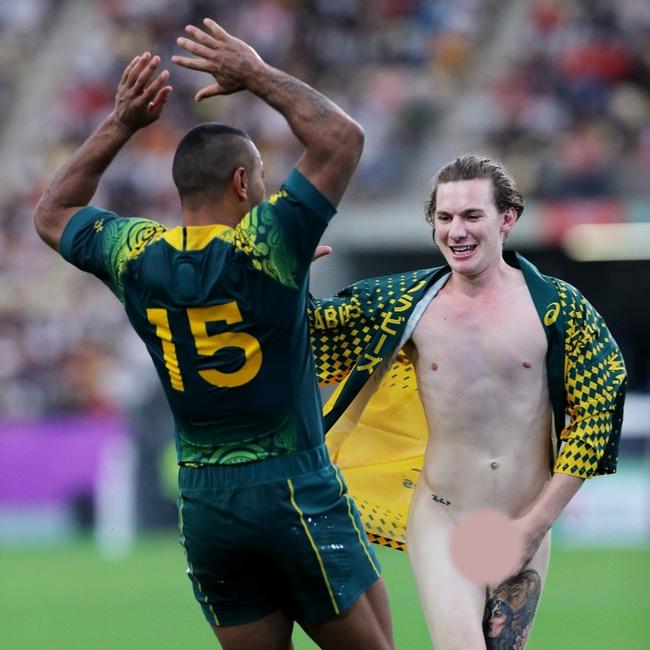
246, 60, 362, 206
432, 494, 451, 506
263, 72, 332, 118
307, 93, 332, 118
247, 66, 360, 157
483, 569, 541, 650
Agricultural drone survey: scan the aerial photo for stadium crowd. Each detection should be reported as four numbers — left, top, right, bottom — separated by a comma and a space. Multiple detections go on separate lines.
0, 0, 55, 124
0, 0, 648, 418
467, 0, 650, 199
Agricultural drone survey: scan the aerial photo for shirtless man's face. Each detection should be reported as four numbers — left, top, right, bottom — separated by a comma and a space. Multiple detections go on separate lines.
432, 178, 516, 277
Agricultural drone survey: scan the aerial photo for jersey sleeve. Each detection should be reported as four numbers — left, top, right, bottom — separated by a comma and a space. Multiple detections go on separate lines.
554, 283, 627, 478
233, 169, 336, 289
59, 206, 166, 301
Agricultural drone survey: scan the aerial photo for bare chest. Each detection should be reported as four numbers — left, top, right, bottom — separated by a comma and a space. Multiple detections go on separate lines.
412, 287, 547, 384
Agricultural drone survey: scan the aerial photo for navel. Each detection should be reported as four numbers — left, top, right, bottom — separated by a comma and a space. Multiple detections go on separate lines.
522, 360, 532, 369
490, 460, 500, 470
431, 362, 438, 371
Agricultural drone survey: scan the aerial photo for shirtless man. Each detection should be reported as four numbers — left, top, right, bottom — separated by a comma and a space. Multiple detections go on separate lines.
404, 155, 603, 648
311, 154, 625, 649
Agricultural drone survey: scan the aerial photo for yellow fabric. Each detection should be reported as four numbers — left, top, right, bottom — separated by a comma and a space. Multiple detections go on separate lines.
162, 224, 232, 251
552, 279, 626, 477
326, 353, 427, 551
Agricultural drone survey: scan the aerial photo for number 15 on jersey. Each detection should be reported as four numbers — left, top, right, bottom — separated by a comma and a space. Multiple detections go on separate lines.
147, 301, 262, 391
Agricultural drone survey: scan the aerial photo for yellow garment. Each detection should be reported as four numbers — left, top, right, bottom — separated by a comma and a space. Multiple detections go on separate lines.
326, 353, 425, 551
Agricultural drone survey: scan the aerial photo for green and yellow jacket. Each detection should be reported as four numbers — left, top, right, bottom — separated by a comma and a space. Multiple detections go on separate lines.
309, 252, 627, 550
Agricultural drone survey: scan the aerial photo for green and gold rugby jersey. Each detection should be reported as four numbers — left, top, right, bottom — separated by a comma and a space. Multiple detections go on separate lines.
60, 169, 335, 465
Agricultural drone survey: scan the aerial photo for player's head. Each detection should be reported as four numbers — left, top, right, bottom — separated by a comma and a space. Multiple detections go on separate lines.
172, 123, 265, 214
425, 155, 524, 227
424, 155, 523, 276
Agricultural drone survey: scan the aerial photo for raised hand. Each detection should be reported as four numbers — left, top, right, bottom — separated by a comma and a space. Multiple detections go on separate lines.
173, 17, 363, 207
114, 52, 172, 131
172, 18, 263, 102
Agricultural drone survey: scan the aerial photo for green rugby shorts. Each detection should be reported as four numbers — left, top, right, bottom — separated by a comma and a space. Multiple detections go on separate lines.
178, 443, 381, 626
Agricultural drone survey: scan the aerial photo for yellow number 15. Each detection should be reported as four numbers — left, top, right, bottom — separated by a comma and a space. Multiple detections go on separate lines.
146, 302, 262, 392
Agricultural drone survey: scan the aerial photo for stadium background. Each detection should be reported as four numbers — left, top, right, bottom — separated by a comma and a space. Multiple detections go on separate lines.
1, 0, 649, 648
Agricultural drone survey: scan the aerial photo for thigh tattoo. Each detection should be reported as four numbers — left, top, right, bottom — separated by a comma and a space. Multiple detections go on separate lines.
483, 569, 542, 650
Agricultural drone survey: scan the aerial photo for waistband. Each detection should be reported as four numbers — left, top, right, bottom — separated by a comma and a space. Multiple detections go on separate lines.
178, 443, 331, 489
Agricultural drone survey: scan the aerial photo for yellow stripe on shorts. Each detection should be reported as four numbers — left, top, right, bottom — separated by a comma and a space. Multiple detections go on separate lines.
333, 467, 381, 578
287, 479, 340, 615
178, 490, 220, 626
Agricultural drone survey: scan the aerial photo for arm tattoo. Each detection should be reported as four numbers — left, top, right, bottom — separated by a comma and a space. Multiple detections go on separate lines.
431, 493, 451, 506
264, 72, 332, 118
483, 569, 542, 650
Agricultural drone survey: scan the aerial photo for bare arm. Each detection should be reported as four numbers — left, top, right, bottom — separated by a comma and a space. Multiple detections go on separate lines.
515, 473, 584, 570
172, 18, 364, 206
34, 53, 172, 250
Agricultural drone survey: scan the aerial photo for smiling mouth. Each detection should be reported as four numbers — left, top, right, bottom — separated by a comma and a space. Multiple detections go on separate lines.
450, 245, 476, 255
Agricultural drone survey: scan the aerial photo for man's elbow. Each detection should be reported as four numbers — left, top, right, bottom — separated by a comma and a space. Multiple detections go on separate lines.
342, 119, 365, 162
33, 199, 48, 238
327, 119, 364, 173
32, 198, 60, 250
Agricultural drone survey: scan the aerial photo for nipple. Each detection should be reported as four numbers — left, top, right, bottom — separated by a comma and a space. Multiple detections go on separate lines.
431, 362, 438, 371
522, 360, 532, 369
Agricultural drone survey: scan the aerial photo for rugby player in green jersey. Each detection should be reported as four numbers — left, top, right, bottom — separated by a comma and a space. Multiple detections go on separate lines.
34, 18, 394, 650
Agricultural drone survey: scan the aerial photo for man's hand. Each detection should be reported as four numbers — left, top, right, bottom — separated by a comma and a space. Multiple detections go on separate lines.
511, 514, 549, 574
172, 18, 263, 102
173, 16, 363, 207
34, 52, 172, 250
511, 472, 584, 575
114, 52, 172, 131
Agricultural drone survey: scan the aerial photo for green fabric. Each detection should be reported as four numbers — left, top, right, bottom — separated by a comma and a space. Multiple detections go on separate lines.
178, 445, 380, 626
60, 171, 334, 465
309, 252, 626, 477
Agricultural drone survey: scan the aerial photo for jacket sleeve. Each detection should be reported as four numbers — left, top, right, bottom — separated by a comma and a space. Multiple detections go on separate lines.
555, 283, 627, 478
309, 281, 374, 385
